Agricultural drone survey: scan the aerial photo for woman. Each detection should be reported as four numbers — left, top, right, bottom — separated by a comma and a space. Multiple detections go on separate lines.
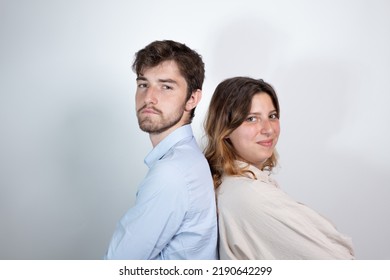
204, 77, 354, 259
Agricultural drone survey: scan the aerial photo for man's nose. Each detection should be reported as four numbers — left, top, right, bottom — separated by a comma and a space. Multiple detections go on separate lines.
144, 86, 158, 104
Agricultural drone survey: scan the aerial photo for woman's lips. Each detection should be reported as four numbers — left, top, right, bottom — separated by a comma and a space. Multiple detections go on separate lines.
257, 139, 273, 147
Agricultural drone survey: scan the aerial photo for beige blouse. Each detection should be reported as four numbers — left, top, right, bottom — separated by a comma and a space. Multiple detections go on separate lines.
217, 162, 355, 260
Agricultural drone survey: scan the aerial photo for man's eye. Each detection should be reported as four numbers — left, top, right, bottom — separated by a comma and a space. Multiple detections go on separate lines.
162, 85, 173, 90
138, 83, 147, 88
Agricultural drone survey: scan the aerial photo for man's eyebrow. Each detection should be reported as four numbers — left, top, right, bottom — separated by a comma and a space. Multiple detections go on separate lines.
136, 77, 147, 82
135, 77, 178, 84
158, 78, 177, 84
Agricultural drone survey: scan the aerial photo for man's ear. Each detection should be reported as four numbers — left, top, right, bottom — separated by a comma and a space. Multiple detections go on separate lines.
185, 89, 202, 111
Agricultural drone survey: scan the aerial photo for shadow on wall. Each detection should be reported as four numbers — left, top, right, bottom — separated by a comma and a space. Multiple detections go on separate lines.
198, 16, 288, 148
275, 58, 390, 259
207, 16, 390, 259
0, 75, 144, 259
207, 16, 288, 82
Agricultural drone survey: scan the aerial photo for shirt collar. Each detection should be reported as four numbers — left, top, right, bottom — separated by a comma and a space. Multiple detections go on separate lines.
144, 124, 193, 168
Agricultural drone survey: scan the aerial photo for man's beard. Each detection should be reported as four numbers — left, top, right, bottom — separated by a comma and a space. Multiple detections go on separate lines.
137, 105, 185, 135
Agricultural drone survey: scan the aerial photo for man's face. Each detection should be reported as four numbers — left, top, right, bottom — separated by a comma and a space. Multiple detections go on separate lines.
135, 60, 189, 137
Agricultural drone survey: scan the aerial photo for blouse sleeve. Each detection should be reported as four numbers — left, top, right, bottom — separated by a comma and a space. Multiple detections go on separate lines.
217, 176, 354, 260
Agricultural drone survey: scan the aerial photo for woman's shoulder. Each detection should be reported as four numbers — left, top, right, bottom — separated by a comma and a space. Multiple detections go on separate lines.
219, 162, 278, 190
216, 162, 285, 211
217, 174, 278, 208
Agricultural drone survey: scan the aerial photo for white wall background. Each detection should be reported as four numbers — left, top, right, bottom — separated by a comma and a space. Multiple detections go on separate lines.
1, 0, 389, 259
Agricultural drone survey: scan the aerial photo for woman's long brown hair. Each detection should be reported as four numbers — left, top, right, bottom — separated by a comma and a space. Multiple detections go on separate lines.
204, 77, 280, 188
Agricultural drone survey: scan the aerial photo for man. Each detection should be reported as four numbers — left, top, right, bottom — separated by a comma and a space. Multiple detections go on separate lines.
105, 40, 218, 259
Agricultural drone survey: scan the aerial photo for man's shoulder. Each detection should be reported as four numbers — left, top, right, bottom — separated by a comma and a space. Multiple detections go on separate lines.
148, 137, 211, 185
163, 136, 205, 165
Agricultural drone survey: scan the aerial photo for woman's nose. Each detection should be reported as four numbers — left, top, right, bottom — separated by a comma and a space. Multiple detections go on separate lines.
260, 119, 273, 135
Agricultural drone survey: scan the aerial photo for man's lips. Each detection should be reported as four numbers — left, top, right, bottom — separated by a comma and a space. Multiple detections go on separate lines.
138, 106, 160, 115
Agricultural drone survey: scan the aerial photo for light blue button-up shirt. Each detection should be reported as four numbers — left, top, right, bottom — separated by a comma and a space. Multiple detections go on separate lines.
105, 125, 218, 259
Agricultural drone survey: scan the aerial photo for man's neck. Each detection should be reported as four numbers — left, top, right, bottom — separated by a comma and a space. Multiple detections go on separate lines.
149, 133, 166, 148
149, 124, 187, 147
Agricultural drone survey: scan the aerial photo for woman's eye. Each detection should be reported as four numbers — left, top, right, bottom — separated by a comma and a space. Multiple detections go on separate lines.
270, 113, 279, 119
246, 116, 257, 122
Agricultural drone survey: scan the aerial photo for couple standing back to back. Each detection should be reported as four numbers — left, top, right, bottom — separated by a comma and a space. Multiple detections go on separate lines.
104, 40, 354, 260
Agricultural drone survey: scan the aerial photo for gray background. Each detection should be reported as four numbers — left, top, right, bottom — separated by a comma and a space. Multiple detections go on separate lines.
1, 0, 389, 259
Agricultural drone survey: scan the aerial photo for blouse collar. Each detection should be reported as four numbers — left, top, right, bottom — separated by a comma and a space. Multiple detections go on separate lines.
234, 160, 278, 187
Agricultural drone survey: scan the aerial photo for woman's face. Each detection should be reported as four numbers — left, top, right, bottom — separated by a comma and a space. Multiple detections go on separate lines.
228, 93, 280, 170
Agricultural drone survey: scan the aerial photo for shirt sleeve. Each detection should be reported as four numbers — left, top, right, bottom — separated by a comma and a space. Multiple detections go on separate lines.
105, 162, 188, 259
